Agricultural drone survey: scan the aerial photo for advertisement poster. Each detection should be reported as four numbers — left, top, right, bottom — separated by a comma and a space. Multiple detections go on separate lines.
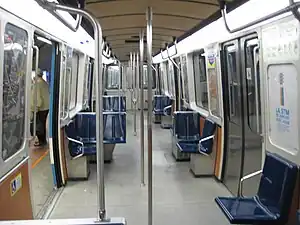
268, 64, 298, 153
207, 52, 219, 116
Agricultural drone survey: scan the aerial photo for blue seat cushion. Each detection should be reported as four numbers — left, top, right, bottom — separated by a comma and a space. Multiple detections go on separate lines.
215, 196, 278, 224
177, 140, 198, 153
215, 152, 298, 225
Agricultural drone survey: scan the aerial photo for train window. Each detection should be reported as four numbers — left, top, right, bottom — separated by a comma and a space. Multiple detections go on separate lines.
168, 61, 175, 96
165, 63, 170, 94
106, 66, 121, 89
69, 52, 79, 110
64, 47, 72, 114
140, 66, 156, 89
60, 56, 66, 118
83, 61, 89, 106
224, 44, 240, 124
193, 52, 208, 109
2, 23, 28, 161
181, 55, 189, 103
159, 66, 165, 93
244, 38, 261, 133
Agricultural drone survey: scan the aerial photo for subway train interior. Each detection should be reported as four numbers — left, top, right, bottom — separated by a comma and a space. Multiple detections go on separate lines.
1, 0, 300, 224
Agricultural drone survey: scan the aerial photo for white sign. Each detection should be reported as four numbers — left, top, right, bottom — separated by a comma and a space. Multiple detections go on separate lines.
268, 64, 299, 153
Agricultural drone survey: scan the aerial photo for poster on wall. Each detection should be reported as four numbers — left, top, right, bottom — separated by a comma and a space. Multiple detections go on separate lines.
268, 64, 299, 153
207, 52, 219, 116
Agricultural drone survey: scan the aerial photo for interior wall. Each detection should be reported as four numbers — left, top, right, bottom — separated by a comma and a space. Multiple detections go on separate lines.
0, 160, 33, 220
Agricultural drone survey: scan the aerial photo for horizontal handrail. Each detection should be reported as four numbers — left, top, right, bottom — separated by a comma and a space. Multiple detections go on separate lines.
219, 0, 300, 33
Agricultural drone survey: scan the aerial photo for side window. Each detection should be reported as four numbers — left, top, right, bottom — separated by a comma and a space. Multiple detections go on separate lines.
159, 66, 165, 93
2, 23, 28, 160
244, 38, 261, 133
140, 66, 156, 89
224, 44, 240, 124
64, 47, 72, 115
106, 66, 122, 90
69, 52, 79, 110
168, 61, 175, 96
181, 55, 189, 103
193, 52, 208, 109
83, 60, 89, 106
60, 55, 66, 118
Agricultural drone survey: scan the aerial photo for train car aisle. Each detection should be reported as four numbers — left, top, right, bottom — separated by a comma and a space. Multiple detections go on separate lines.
49, 113, 230, 225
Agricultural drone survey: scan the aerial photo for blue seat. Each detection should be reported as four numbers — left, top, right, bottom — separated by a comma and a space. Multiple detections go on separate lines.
153, 95, 171, 115
172, 111, 200, 152
65, 111, 126, 158
103, 95, 126, 112
177, 118, 216, 155
174, 111, 200, 140
215, 152, 298, 224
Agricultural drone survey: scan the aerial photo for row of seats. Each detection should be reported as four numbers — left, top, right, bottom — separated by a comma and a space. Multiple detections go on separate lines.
171, 110, 299, 225
173, 111, 216, 155
153, 95, 173, 128
153, 95, 172, 116
155, 96, 299, 225
66, 95, 126, 158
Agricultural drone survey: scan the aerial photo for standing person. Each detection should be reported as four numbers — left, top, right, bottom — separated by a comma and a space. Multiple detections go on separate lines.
30, 69, 49, 147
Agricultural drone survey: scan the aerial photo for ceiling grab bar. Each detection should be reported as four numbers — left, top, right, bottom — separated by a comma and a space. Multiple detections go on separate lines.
35, 0, 83, 32
34, 1, 107, 221
218, 0, 300, 34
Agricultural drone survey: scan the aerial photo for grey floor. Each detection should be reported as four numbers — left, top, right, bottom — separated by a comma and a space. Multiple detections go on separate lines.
31, 153, 56, 218
50, 113, 231, 225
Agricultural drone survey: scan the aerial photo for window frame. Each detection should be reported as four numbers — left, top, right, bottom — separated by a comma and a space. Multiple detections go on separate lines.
69, 51, 79, 110
192, 51, 209, 110
0, 18, 32, 179
181, 54, 189, 103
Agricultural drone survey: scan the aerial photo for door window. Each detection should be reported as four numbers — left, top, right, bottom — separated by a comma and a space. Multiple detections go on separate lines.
193, 52, 208, 109
244, 38, 261, 133
224, 44, 240, 124
2, 23, 28, 160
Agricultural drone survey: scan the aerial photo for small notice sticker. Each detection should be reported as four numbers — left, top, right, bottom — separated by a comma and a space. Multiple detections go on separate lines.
10, 173, 22, 197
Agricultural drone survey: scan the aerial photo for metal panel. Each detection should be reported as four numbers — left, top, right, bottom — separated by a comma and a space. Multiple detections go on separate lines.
0, 10, 33, 179
221, 39, 243, 195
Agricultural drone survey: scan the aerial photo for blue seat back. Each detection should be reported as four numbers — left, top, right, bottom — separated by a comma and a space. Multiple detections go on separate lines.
257, 152, 298, 223
174, 112, 200, 140
103, 112, 126, 143
65, 113, 92, 141
103, 96, 126, 112
153, 95, 163, 111
153, 95, 171, 112
199, 119, 216, 154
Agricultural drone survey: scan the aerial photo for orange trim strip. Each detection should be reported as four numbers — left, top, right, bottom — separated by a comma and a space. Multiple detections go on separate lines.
31, 150, 49, 169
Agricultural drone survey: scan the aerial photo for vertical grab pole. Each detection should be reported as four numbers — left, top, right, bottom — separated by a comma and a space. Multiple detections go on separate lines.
146, 7, 153, 225
133, 52, 137, 136
32, 46, 39, 138
130, 52, 133, 111
42, 3, 106, 220
139, 30, 145, 186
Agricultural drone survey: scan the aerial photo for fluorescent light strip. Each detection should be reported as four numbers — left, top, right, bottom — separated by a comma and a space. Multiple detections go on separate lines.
37, 36, 52, 45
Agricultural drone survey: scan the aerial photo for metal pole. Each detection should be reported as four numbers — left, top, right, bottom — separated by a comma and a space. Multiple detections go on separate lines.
32, 46, 39, 138
146, 7, 153, 225
41, 2, 106, 221
139, 30, 145, 186
133, 52, 137, 136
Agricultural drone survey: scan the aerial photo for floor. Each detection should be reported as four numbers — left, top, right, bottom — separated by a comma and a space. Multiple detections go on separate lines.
49, 112, 231, 225
30, 141, 55, 218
